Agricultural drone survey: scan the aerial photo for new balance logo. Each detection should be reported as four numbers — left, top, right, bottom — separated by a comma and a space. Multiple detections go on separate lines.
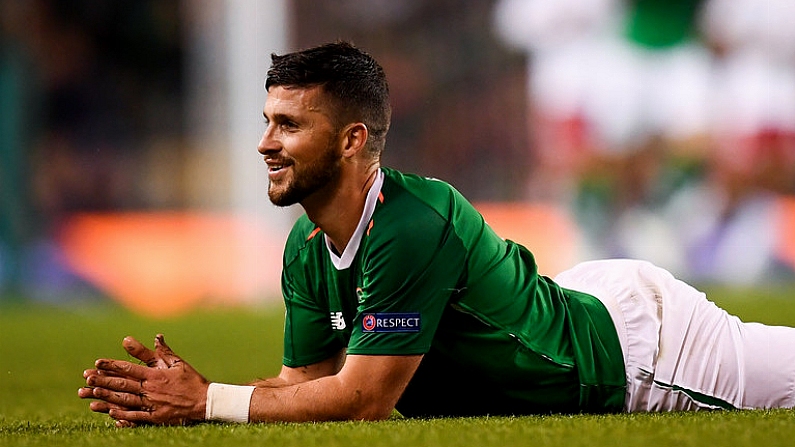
330, 312, 346, 330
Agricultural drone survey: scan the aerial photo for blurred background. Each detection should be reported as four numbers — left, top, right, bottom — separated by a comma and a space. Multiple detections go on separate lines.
1, 0, 794, 317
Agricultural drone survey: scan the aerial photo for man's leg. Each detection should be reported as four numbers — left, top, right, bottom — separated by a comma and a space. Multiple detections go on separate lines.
556, 259, 795, 411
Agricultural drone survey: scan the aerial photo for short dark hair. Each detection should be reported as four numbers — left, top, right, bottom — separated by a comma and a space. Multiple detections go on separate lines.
266, 41, 391, 155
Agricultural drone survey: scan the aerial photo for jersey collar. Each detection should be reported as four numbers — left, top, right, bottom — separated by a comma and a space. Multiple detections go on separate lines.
325, 169, 384, 270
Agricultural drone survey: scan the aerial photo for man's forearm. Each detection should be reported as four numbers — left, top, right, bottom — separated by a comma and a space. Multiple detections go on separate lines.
206, 371, 384, 423
247, 374, 390, 422
207, 354, 420, 423
242, 354, 421, 423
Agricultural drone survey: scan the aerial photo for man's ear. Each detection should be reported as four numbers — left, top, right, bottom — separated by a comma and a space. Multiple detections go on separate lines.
341, 123, 369, 159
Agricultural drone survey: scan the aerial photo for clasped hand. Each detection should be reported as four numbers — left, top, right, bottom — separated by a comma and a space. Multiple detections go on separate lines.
78, 334, 209, 427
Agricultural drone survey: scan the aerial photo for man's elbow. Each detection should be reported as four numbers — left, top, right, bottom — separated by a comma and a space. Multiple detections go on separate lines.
348, 403, 394, 421
343, 389, 396, 421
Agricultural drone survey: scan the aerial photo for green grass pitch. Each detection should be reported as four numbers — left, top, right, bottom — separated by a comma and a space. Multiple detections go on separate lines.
2, 285, 795, 446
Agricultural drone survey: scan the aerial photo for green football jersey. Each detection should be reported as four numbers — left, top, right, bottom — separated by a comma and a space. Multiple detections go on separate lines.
281, 167, 625, 416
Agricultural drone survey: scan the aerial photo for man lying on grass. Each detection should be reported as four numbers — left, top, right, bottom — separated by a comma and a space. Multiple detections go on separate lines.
80, 41, 795, 426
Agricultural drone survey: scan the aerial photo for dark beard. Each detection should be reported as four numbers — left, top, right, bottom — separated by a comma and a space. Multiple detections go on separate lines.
268, 144, 342, 207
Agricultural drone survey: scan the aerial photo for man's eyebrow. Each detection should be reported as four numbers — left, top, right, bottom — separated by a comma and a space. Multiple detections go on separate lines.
263, 112, 296, 123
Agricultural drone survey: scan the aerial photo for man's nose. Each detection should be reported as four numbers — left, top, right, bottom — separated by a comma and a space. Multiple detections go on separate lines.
257, 128, 279, 155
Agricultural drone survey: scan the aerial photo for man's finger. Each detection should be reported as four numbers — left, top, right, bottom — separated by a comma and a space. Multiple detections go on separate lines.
123, 336, 159, 367
90, 387, 145, 410
154, 334, 182, 368
78, 386, 96, 399
84, 368, 126, 379
94, 359, 151, 380
88, 399, 131, 414
86, 374, 143, 394
108, 408, 153, 424
115, 419, 138, 428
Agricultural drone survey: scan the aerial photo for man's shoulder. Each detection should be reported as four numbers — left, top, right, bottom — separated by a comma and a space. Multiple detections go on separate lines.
382, 167, 457, 194
380, 167, 466, 215
367, 168, 482, 255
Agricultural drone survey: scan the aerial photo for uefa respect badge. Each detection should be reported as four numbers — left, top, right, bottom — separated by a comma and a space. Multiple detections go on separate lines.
362, 313, 421, 333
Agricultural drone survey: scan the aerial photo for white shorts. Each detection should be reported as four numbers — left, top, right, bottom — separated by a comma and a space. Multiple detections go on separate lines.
555, 259, 795, 411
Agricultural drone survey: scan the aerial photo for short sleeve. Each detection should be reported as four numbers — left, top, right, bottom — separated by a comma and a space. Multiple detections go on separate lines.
280, 217, 349, 368
281, 266, 345, 367
346, 205, 467, 355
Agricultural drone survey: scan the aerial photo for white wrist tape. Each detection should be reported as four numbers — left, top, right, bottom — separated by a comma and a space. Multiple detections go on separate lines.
205, 383, 256, 423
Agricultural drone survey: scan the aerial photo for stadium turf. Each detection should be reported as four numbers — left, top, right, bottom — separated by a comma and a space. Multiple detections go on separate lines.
2, 285, 795, 447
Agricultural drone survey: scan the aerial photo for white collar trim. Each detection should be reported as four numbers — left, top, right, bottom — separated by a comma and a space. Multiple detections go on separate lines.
325, 169, 384, 270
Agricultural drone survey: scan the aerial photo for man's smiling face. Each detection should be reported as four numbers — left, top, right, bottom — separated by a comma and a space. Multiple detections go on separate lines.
258, 85, 343, 207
